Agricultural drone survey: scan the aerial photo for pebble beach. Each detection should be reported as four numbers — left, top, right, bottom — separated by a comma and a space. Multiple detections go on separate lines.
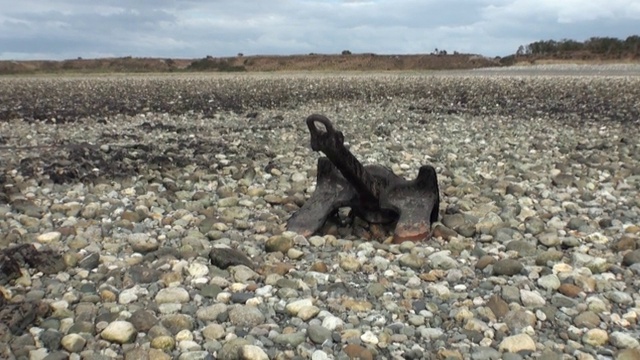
1, 65, 640, 360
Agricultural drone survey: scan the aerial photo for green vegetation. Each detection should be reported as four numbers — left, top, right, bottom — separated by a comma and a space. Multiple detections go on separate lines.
186, 56, 246, 72
516, 35, 640, 57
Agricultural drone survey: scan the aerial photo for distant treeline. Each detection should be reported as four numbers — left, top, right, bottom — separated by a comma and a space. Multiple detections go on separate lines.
516, 35, 640, 56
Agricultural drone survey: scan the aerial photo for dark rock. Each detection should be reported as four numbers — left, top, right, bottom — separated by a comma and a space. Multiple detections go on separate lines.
127, 265, 161, 284
79, 283, 97, 294
471, 346, 501, 360
612, 236, 637, 252
1, 244, 65, 285
308, 324, 331, 344
505, 241, 537, 257
11, 199, 43, 217
504, 309, 536, 333
129, 309, 158, 332
78, 253, 100, 270
622, 250, 640, 266
412, 300, 426, 313
487, 295, 509, 319
535, 250, 564, 266
573, 311, 600, 328
199, 284, 223, 299
209, 247, 254, 270
0, 300, 51, 336
39, 329, 63, 351
218, 338, 250, 360
475, 255, 496, 270
230, 292, 254, 304
524, 217, 545, 235
552, 174, 574, 187
550, 293, 578, 308
161, 314, 194, 335
492, 259, 523, 276
43, 351, 70, 360
442, 213, 477, 237
566, 218, 588, 231
67, 321, 95, 335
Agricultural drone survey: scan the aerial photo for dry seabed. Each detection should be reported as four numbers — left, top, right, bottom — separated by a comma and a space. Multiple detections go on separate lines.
0, 70, 640, 360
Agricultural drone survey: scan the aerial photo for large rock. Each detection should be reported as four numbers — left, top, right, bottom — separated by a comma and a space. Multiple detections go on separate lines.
498, 333, 536, 353
209, 247, 254, 269
101, 321, 136, 344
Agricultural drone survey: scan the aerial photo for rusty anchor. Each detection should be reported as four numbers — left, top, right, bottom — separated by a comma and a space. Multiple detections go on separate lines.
287, 114, 440, 243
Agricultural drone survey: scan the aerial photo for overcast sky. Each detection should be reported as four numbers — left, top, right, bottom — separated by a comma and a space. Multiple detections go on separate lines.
1, 0, 638, 60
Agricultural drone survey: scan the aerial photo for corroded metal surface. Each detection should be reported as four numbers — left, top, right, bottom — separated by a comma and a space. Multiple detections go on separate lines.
288, 114, 440, 243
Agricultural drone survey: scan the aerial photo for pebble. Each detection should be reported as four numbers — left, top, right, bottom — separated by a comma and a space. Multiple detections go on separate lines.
60, 333, 86, 353
520, 289, 546, 307
498, 333, 536, 352
537, 274, 561, 291
228, 306, 265, 327
286, 298, 314, 316
493, 259, 524, 276
37, 231, 62, 244
582, 328, 609, 346
241, 345, 269, 360
343, 344, 373, 360
100, 321, 136, 344
308, 324, 331, 344
156, 287, 190, 304
609, 331, 640, 349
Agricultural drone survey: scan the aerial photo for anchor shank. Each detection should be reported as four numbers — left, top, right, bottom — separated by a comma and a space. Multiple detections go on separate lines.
306, 114, 385, 204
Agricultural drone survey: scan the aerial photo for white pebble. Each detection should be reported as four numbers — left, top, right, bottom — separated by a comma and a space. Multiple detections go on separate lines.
37, 231, 61, 244
361, 330, 379, 345
187, 263, 209, 278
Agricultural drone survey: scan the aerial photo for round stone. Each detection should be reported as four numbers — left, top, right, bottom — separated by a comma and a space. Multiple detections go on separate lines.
100, 321, 136, 344
37, 231, 62, 244
61, 333, 86, 353
155, 287, 190, 304
493, 259, 523, 276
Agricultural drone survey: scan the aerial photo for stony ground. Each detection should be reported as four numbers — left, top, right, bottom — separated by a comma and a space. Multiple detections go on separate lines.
1, 66, 640, 360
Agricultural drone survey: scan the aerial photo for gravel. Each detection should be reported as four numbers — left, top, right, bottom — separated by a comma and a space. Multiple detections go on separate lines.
1, 68, 639, 360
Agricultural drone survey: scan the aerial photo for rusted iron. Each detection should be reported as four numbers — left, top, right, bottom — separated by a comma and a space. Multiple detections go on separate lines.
287, 114, 440, 243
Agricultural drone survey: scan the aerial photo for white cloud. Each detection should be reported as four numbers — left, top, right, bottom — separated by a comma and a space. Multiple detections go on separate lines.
0, 0, 637, 60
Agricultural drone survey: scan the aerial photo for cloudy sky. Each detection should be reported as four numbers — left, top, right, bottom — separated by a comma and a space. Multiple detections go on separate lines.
1, 0, 638, 60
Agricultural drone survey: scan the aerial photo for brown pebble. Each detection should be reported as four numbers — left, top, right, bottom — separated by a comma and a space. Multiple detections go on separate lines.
310, 261, 328, 273
611, 235, 637, 252
432, 223, 457, 241
343, 299, 373, 312
438, 349, 463, 360
419, 271, 439, 282
615, 348, 640, 360
56, 226, 77, 237
245, 283, 258, 292
121, 210, 142, 223
625, 225, 640, 234
558, 283, 582, 297
100, 289, 116, 302
282, 326, 296, 334
487, 294, 510, 319
263, 262, 294, 276
369, 224, 387, 241
476, 255, 497, 270
343, 344, 373, 360
160, 272, 183, 286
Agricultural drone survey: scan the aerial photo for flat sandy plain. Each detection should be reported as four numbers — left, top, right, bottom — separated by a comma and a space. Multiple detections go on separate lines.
0, 65, 639, 360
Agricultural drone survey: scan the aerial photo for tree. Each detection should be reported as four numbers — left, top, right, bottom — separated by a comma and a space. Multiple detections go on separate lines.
341, 50, 352, 55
